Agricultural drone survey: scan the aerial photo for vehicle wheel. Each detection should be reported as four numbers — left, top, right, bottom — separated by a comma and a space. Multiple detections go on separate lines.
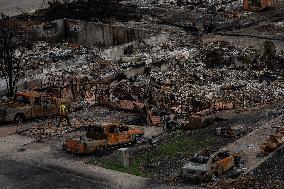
98, 146, 103, 151
134, 135, 143, 144
214, 172, 219, 177
234, 156, 241, 166
133, 136, 138, 144
14, 114, 24, 124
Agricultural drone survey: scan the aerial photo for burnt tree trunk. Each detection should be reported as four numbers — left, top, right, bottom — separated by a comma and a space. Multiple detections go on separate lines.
0, 14, 33, 97
0, 28, 20, 97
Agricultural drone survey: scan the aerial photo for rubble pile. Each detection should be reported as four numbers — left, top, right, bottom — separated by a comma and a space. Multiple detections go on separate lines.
18, 106, 142, 139
70, 107, 141, 125
16, 41, 125, 99
127, 0, 253, 33
22, 42, 99, 79
19, 37, 283, 115
19, 123, 74, 139
116, 40, 284, 113
110, 80, 146, 101
256, 23, 284, 34
11, 30, 284, 117
130, 0, 243, 9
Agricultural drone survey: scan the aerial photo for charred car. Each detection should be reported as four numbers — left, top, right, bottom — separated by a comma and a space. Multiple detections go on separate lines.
182, 150, 240, 182
0, 91, 58, 123
64, 123, 144, 154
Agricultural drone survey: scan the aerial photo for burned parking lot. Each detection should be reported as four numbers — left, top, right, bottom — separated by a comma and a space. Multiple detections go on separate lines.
0, 0, 284, 189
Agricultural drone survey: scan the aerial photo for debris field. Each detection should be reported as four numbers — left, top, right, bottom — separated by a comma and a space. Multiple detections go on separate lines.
0, 0, 284, 188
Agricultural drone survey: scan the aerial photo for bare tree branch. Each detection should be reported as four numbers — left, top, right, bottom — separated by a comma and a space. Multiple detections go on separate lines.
0, 14, 34, 97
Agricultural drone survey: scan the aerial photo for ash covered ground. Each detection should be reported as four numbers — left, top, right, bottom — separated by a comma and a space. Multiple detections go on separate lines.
0, 0, 284, 188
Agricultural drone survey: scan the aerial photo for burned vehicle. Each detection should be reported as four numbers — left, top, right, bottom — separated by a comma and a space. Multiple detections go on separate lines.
0, 91, 58, 123
162, 113, 204, 131
64, 123, 144, 154
182, 150, 240, 182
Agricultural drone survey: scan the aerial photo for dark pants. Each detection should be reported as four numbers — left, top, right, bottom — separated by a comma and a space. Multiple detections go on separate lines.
58, 114, 71, 127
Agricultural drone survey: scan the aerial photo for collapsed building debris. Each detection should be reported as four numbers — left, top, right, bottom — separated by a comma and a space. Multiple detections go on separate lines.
19, 123, 74, 142
1, 0, 284, 186
7, 27, 284, 128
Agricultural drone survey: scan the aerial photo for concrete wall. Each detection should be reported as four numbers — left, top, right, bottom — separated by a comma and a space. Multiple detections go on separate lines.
65, 20, 146, 47
34, 19, 147, 47
102, 34, 169, 60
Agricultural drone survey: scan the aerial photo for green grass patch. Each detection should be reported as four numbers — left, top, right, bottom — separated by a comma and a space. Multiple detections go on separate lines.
90, 132, 220, 177
157, 134, 217, 157
94, 159, 152, 177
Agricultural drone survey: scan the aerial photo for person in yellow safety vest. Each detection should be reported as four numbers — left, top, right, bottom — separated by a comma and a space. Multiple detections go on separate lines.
58, 101, 71, 127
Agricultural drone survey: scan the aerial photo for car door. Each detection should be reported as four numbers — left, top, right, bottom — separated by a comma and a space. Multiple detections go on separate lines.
42, 97, 52, 117
42, 97, 58, 117
32, 96, 43, 118
16, 95, 33, 119
108, 125, 119, 145
118, 125, 132, 143
50, 98, 59, 115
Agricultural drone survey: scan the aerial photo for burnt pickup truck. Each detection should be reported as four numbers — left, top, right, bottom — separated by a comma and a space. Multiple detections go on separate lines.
0, 91, 58, 123
64, 123, 144, 154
